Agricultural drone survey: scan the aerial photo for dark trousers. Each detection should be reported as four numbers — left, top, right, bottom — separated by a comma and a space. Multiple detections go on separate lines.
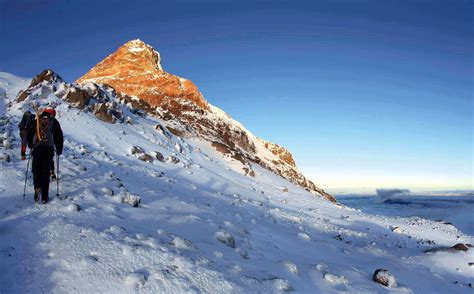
32, 147, 55, 201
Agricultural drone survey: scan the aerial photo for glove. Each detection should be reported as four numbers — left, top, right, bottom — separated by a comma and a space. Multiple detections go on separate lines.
50, 171, 57, 182
56, 149, 62, 156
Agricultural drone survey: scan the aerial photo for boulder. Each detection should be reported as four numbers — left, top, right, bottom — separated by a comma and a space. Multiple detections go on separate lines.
154, 151, 165, 162
122, 193, 141, 207
425, 243, 472, 253
154, 124, 171, 139
93, 103, 115, 123
130, 146, 144, 155
391, 226, 402, 233
137, 153, 153, 163
452, 243, 471, 251
167, 156, 180, 164
373, 269, 397, 288
214, 230, 236, 248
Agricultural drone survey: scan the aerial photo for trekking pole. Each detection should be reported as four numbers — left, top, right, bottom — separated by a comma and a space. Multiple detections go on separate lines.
56, 154, 60, 198
23, 152, 31, 200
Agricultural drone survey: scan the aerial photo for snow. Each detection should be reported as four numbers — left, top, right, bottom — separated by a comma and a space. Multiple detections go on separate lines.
0, 72, 473, 293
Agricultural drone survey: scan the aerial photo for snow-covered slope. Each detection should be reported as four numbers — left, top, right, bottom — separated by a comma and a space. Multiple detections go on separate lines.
0, 73, 473, 293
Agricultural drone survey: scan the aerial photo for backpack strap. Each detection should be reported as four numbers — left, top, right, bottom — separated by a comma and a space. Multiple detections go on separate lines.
35, 111, 42, 143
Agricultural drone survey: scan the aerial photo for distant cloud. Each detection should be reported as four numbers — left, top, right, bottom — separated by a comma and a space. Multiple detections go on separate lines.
375, 188, 410, 202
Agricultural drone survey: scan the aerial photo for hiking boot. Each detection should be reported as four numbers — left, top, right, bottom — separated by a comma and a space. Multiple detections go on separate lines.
42, 197, 49, 204
34, 188, 41, 203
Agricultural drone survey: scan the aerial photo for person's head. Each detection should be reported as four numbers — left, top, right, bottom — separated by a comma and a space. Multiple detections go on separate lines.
43, 107, 56, 117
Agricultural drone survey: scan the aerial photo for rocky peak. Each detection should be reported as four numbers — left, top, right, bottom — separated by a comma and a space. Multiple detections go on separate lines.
76, 40, 335, 203
77, 39, 208, 110
121, 38, 163, 71
30, 69, 64, 88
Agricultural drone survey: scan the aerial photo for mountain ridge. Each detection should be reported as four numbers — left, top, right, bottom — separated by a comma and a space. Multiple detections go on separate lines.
75, 39, 335, 202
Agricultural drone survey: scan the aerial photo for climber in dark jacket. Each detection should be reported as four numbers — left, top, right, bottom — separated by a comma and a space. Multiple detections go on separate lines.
27, 107, 63, 204
18, 110, 35, 160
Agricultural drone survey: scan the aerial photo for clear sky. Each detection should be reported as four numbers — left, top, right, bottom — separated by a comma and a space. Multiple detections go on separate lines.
1, 0, 472, 190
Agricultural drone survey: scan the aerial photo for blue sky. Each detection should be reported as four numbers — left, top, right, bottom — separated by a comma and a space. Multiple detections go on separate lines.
1, 0, 472, 190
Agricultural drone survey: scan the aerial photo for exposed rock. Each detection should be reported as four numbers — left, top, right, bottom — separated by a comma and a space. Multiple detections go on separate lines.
16, 90, 29, 102
29, 69, 64, 88
167, 156, 180, 164
167, 127, 185, 137
122, 193, 141, 207
424, 243, 472, 253
77, 39, 209, 110
63, 86, 91, 109
391, 226, 402, 233
373, 269, 397, 288
154, 124, 171, 139
130, 146, 144, 155
212, 141, 232, 154
262, 141, 296, 167
452, 243, 471, 251
242, 167, 255, 177
137, 153, 153, 163
93, 103, 114, 123
214, 230, 235, 248
154, 151, 165, 162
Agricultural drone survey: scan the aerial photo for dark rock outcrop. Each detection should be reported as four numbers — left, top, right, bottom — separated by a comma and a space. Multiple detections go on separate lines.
373, 269, 397, 288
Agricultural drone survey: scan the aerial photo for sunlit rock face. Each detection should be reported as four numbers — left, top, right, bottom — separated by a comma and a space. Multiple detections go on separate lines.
77, 39, 209, 111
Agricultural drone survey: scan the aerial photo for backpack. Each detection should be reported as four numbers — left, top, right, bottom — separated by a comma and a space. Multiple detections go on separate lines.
33, 114, 55, 148
19, 112, 34, 131
24, 113, 35, 130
